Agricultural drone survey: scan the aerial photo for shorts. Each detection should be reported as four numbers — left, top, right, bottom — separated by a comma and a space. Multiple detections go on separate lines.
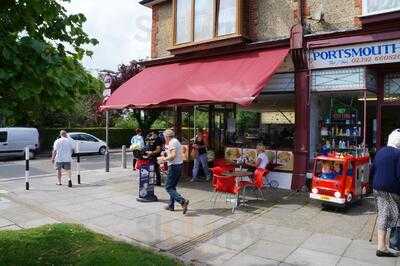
55, 162, 71, 170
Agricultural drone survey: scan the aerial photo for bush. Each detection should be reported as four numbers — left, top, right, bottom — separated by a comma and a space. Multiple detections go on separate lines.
39, 128, 136, 151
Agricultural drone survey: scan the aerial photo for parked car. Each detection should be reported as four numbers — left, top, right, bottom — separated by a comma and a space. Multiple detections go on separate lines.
0, 127, 39, 159
68, 132, 107, 155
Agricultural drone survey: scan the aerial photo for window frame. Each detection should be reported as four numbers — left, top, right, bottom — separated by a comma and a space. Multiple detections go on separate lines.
362, 0, 400, 16
172, 0, 242, 47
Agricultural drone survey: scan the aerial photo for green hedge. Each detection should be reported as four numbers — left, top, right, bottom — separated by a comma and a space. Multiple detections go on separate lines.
39, 128, 139, 151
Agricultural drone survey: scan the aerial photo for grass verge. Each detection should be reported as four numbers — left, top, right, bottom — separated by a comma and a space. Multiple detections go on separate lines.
0, 223, 181, 266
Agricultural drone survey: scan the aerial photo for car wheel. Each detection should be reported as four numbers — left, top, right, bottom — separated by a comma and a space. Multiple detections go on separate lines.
99, 146, 107, 155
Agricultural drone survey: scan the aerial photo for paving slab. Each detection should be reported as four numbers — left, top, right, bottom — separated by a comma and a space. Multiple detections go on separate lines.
284, 248, 341, 266
225, 253, 279, 266
243, 240, 297, 261
206, 226, 260, 251
343, 239, 397, 266
20, 217, 60, 229
0, 225, 21, 231
300, 232, 352, 256
154, 235, 190, 251
260, 225, 313, 246
337, 257, 380, 266
180, 242, 238, 265
0, 217, 14, 228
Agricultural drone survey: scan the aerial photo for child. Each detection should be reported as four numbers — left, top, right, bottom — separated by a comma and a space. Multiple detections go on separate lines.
321, 161, 335, 179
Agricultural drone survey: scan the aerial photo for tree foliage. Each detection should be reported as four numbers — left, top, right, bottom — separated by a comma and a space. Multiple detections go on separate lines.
100, 61, 163, 132
0, 0, 101, 126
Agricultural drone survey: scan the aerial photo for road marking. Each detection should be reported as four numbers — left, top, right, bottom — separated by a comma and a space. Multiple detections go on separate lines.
0, 190, 8, 194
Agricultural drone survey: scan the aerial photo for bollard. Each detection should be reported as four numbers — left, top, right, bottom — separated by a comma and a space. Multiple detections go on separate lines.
105, 150, 110, 172
76, 142, 81, 184
122, 145, 127, 169
25, 147, 30, 190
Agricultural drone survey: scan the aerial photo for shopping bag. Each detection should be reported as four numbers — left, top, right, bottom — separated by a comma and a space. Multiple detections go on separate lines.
389, 227, 400, 251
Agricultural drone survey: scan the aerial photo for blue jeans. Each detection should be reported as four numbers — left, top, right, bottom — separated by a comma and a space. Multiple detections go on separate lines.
165, 164, 185, 208
192, 153, 210, 179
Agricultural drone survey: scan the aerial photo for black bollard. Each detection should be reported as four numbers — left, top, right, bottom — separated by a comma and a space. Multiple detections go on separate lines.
105, 150, 110, 172
25, 147, 30, 190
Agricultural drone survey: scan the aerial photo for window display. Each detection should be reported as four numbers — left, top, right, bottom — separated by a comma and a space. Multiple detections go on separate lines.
318, 96, 365, 155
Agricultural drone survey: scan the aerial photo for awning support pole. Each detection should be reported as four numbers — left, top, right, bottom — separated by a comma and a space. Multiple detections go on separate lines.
363, 90, 367, 147
105, 110, 110, 172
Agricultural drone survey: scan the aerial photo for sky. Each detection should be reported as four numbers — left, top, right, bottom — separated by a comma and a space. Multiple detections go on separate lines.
65, 0, 151, 72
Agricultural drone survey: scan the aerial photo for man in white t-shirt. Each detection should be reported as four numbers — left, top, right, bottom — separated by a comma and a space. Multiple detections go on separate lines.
51, 130, 75, 186
160, 129, 189, 214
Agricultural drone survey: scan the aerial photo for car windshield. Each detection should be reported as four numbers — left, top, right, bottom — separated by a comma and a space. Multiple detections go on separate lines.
315, 160, 344, 180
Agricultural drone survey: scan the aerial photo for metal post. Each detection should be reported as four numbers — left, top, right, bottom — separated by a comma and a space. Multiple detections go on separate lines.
122, 145, 127, 169
105, 110, 110, 172
76, 142, 81, 184
363, 89, 367, 147
25, 146, 29, 190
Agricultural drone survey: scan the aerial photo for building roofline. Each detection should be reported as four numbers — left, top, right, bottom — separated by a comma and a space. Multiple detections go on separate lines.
139, 0, 167, 7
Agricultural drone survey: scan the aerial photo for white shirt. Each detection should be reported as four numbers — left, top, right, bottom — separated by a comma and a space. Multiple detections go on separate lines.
131, 134, 144, 149
166, 138, 183, 166
53, 137, 74, 162
256, 152, 269, 169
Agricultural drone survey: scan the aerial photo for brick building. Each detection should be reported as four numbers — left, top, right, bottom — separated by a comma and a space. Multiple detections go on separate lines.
104, 0, 400, 192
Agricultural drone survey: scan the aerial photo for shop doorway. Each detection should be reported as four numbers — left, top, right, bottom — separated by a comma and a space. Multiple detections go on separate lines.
381, 105, 400, 144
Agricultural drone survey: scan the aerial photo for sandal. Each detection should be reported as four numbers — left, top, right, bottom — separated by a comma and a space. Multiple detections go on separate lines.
57, 183, 62, 186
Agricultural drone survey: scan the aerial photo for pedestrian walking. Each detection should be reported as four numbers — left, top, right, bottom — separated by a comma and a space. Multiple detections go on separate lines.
161, 129, 189, 214
371, 129, 400, 257
51, 130, 75, 186
191, 130, 211, 182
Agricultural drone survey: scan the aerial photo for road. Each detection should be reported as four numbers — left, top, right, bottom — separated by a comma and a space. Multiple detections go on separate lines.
0, 152, 133, 180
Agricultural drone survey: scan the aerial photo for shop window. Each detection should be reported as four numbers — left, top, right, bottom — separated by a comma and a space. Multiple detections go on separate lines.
362, 0, 400, 16
384, 73, 400, 102
312, 67, 371, 92
174, 0, 241, 45
262, 73, 295, 93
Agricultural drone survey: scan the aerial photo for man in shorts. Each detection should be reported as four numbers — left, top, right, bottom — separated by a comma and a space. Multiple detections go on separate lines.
51, 130, 75, 186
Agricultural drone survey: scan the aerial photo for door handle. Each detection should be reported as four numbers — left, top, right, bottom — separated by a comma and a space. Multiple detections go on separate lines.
2, 143, 7, 146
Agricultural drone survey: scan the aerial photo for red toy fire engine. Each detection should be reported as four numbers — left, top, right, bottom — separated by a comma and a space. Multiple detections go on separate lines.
310, 152, 370, 207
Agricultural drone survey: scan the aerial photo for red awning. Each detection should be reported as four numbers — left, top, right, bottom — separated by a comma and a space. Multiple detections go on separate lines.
102, 48, 289, 110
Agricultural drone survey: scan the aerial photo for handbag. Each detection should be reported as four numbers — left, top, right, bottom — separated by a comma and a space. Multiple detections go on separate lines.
389, 194, 400, 251
389, 227, 400, 251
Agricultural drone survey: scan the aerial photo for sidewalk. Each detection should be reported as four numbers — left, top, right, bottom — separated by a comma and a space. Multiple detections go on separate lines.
0, 168, 398, 266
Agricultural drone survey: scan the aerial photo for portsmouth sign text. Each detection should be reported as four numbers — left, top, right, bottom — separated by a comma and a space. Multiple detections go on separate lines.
309, 39, 400, 69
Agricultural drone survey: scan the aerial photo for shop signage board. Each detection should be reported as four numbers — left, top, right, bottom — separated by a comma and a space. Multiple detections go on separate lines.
309, 39, 400, 69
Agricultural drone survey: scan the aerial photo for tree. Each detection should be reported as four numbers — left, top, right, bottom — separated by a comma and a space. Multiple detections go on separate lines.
0, 0, 101, 126
100, 61, 163, 132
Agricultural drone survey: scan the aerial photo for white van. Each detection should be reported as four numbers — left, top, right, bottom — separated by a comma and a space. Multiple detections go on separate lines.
0, 128, 40, 159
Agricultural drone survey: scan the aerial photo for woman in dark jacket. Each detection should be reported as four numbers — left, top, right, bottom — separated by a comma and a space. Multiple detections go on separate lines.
372, 129, 400, 257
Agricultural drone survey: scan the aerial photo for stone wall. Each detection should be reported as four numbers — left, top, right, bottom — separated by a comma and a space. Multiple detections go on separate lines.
151, 1, 173, 58
247, 0, 296, 41
304, 0, 362, 33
